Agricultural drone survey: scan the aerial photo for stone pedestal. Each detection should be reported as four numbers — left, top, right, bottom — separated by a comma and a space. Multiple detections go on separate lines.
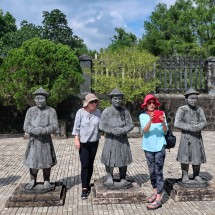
5, 183, 66, 208
164, 178, 215, 202
92, 179, 147, 204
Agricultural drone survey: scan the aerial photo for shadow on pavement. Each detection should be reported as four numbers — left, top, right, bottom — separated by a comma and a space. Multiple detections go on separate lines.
130, 173, 150, 186
0, 175, 21, 187
57, 174, 81, 190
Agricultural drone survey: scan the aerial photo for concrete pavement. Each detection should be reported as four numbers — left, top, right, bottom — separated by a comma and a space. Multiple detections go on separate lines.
0, 131, 215, 214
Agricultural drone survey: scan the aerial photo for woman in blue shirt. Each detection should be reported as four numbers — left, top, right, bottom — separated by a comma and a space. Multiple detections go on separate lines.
139, 94, 167, 210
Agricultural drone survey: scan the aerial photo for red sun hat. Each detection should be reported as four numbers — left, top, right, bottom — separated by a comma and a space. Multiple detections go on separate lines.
141, 94, 160, 109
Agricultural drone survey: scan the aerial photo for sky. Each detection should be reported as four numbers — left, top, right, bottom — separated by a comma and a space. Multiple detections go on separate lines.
0, 0, 177, 51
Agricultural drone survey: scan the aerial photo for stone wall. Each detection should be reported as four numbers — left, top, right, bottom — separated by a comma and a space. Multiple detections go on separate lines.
0, 105, 25, 133
0, 94, 215, 135
156, 94, 215, 130
1, 55, 215, 135
0, 95, 83, 136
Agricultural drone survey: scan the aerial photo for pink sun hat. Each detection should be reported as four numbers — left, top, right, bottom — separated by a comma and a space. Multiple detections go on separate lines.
83, 93, 99, 107
141, 94, 160, 109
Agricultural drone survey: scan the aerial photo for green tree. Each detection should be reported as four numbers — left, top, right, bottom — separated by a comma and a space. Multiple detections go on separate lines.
193, 0, 215, 55
0, 9, 16, 39
0, 20, 42, 56
140, 0, 215, 56
0, 38, 83, 110
108, 27, 138, 51
92, 47, 158, 108
0, 9, 89, 58
87, 49, 98, 59
0, 9, 17, 58
42, 9, 88, 55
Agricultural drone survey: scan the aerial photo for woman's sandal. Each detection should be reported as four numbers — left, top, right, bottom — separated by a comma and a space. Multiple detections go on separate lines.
146, 200, 162, 210
147, 193, 157, 203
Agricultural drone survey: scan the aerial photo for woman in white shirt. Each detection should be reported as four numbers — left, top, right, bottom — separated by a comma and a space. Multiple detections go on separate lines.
72, 93, 101, 200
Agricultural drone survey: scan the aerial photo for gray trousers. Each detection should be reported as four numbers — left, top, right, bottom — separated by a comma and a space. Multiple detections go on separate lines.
144, 147, 166, 194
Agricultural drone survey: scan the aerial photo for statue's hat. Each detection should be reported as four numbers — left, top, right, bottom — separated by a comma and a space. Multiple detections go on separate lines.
108, 88, 124, 97
33, 87, 49, 97
184, 88, 199, 97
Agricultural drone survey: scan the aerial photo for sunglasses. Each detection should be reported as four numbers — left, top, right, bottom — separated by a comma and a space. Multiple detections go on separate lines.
147, 101, 155, 105
89, 100, 98, 104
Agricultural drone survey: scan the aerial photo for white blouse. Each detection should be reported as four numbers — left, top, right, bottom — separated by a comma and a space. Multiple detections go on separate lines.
72, 108, 101, 143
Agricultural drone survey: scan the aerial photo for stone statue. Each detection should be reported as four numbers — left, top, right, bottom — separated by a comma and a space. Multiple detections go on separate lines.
174, 88, 207, 183
23, 87, 59, 190
99, 88, 134, 187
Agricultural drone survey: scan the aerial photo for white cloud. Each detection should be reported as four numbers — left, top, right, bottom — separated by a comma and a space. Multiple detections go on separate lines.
110, 11, 126, 28
156, 0, 177, 7
0, 0, 177, 51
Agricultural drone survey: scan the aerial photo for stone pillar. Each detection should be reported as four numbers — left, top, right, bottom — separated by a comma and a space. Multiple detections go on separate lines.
205, 57, 215, 94
79, 55, 92, 99
58, 119, 67, 139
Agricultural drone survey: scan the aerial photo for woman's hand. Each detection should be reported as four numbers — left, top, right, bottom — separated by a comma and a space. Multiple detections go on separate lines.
159, 114, 165, 122
74, 136, 81, 150
147, 111, 154, 122
143, 112, 154, 132
160, 114, 167, 133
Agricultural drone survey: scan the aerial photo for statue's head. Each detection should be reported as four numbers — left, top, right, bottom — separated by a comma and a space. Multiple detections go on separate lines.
184, 88, 199, 108
33, 87, 49, 109
109, 88, 124, 108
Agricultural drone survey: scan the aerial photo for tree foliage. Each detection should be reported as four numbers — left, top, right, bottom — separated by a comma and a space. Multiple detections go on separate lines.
108, 27, 138, 51
0, 9, 89, 57
0, 9, 17, 57
0, 20, 42, 56
0, 38, 83, 110
92, 47, 158, 108
0, 9, 16, 39
42, 9, 88, 56
140, 0, 215, 57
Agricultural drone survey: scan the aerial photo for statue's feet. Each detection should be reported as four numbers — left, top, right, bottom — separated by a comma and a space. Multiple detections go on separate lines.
26, 180, 36, 190
194, 176, 204, 183
44, 181, 53, 189
182, 175, 189, 183
104, 178, 114, 186
119, 179, 131, 187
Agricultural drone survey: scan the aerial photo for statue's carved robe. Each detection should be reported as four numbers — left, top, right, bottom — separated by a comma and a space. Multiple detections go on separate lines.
174, 105, 207, 165
23, 106, 59, 169
99, 106, 134, 167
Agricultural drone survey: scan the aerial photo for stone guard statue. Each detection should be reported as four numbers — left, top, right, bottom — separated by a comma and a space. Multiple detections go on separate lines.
174, 88, 207, 183
23, 87, 59, 190
99, 88, 134, 188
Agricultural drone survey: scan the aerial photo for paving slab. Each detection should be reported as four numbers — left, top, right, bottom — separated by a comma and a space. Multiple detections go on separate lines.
0, 131, 214, 214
